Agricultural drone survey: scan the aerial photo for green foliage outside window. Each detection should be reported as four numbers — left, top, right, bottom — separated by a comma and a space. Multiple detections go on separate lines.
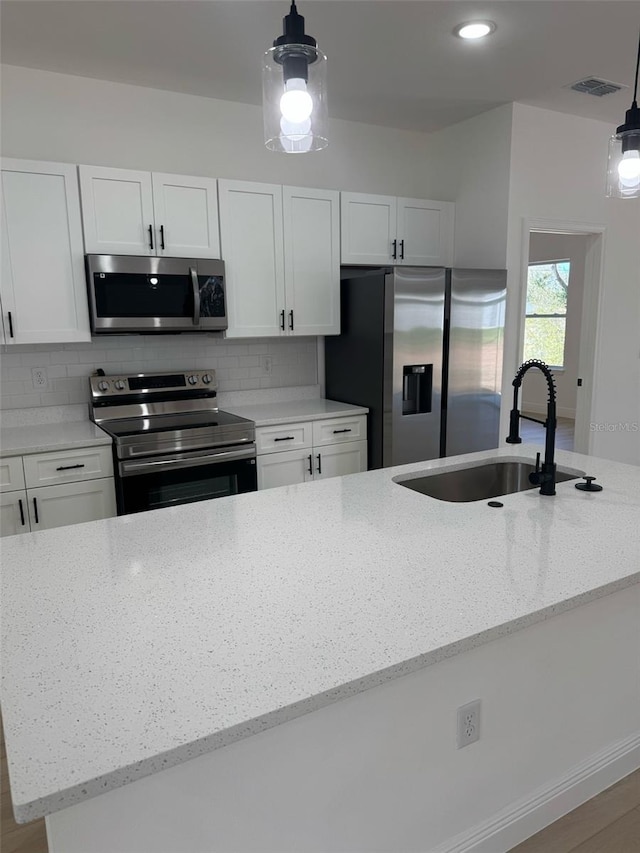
523, 261, 570, 368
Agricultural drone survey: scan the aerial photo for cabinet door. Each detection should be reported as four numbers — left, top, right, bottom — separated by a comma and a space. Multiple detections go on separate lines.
27, 478, 116, 532
1, 159, 91, 344
151, 173, 220, 259
397, 198, 454, 266
283, 187, 340, 336
315, 440, 367, 481
79, 165, 155, 255
219, 180, 285, 338
0, 490, 30, 537
257, 449, 313, 490
340, 192, 397, 265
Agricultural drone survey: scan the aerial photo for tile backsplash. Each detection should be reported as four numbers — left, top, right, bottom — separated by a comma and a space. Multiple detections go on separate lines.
0, 335, 318, 410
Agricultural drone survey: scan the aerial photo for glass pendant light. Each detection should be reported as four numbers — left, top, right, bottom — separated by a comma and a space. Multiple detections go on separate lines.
263, 2, 328, 153
607, 31, 640, 198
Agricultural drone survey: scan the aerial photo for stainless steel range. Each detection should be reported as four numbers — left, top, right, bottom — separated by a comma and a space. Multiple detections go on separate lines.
90, 369, 256, 515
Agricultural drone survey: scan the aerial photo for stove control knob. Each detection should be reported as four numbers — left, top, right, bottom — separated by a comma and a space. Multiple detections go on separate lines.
114, 379, 126, 391
202, 373, 213, 385
97, 380, 110, 393
187, 374, 199, 385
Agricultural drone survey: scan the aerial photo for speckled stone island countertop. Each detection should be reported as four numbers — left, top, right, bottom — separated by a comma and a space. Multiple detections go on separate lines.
224, 398, 368, 426
1, 445, 639, 823
0, 421, 112, 457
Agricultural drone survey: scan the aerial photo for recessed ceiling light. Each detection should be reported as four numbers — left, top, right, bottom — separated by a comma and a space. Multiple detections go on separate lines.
454, 21, 497, 40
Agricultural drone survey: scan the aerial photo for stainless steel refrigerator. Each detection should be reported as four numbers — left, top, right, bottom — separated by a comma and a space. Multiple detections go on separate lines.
324, 266, 507, 469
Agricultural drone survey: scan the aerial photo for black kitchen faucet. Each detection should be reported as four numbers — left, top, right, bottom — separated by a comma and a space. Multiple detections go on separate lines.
505, 359, 557, 496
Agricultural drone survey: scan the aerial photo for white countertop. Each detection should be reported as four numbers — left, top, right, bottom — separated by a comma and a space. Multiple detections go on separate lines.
224, 398, 368, 426
2, 446, 638, 823
0, 421, 111, 457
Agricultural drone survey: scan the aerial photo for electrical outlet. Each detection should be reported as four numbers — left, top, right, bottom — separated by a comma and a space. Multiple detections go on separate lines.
456, 700, 481, 748
261, 356, 273, 376
31, 367, 49, 390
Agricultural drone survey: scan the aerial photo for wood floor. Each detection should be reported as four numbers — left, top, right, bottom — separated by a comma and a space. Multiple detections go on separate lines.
509, 769, 640, 853
521, 413, 575, 452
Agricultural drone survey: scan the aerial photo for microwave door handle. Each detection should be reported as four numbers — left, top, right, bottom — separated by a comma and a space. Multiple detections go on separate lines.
190, 267, 201, 326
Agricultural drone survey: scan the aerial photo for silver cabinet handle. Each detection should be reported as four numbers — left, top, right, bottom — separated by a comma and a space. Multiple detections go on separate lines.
190, 267, 200, 326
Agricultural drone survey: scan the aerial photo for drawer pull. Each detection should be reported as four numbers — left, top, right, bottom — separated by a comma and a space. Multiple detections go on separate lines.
18, 498, 25, 527
274, 436, 295, 442
56, 463, 86, 471
33, 497, 39, 524
332, 428, 352, 434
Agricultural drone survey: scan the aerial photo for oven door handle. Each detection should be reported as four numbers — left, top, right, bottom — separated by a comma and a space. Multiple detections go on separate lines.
190, 266, 201, 326
120, 446, 256, 476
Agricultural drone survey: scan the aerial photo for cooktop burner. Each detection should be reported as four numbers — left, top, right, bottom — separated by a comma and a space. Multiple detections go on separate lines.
99, 409, 252, 438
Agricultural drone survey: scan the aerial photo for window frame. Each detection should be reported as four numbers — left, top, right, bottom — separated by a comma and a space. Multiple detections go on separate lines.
524, 258, 570, 370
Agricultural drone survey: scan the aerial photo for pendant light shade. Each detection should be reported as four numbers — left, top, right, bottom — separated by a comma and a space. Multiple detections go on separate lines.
263, 2, 328, 153
606, 31, 640, 198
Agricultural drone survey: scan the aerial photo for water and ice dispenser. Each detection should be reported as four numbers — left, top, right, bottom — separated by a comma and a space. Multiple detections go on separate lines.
402, 364, 433, 415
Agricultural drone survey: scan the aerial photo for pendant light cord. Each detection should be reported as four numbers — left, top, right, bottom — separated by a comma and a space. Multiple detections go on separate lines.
634, 29, 640, 105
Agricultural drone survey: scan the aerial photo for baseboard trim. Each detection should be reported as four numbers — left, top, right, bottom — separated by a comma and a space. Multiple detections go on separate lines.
429, 732, 640, 853
522, 403, 576, 420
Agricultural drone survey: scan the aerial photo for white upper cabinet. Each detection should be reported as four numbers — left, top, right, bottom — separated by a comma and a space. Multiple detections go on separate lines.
283, 186, 340, 336
220, 181, 339, 339
341, 191, 454, 267
79, 165, 219, 258
219, 180, 286, 338
397, 197, 455, 266
1, 158, 91, 345
151, 173, 220, 258
341, 192, 397, 265
79, 166, 155, 255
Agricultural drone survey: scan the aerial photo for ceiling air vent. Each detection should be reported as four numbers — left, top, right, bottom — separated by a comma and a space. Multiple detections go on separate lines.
569, 77, 626, 97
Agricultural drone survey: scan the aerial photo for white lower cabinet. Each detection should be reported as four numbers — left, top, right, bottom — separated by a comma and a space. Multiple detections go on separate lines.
0, 490, 29, 537
256, 415, 367, 490
1, 448, 117, 537
313, 441, 367, 481
257, 449, 313, 490
27, 479, 116, 532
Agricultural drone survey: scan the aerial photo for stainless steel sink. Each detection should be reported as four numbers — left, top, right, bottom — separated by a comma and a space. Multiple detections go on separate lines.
394, 460, 584, 502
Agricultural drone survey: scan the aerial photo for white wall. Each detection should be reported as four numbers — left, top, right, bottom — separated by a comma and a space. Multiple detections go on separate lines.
0, 336, 317, 413
523, 233, 588, 418
503, 103, 640, 465
423, 104, 513, 269
0, 65, 436, 197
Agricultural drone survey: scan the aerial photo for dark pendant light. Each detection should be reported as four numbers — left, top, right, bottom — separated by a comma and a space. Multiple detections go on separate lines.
607, 30, 640, 198
262, 2, 328, 153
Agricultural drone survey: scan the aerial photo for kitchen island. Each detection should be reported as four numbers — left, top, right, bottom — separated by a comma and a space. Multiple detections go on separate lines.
2, 445, 639, 852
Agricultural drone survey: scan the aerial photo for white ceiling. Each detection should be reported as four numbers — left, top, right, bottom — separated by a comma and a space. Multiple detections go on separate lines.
1, 1, 639, 134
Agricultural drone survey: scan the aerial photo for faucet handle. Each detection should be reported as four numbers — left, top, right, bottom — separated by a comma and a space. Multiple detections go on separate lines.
528, 452, 542, 486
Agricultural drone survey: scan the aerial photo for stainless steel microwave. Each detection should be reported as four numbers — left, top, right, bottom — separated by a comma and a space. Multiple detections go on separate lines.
85, 255, 227, 334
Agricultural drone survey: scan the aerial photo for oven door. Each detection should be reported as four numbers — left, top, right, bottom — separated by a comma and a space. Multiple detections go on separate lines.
116, 445, 256, 515
86, 255, 227, 333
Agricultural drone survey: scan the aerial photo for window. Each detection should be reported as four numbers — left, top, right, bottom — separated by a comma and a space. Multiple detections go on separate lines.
523, 260, 570, 368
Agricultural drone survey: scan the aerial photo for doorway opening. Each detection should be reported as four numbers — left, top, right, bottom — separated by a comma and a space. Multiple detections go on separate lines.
519, 222, 605, 456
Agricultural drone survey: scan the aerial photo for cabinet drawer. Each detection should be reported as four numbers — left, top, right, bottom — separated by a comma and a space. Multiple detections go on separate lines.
255, 422, 313, 454
0, 456, 26, 492
23, 446, 113, 488
312, 416, 367, 447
